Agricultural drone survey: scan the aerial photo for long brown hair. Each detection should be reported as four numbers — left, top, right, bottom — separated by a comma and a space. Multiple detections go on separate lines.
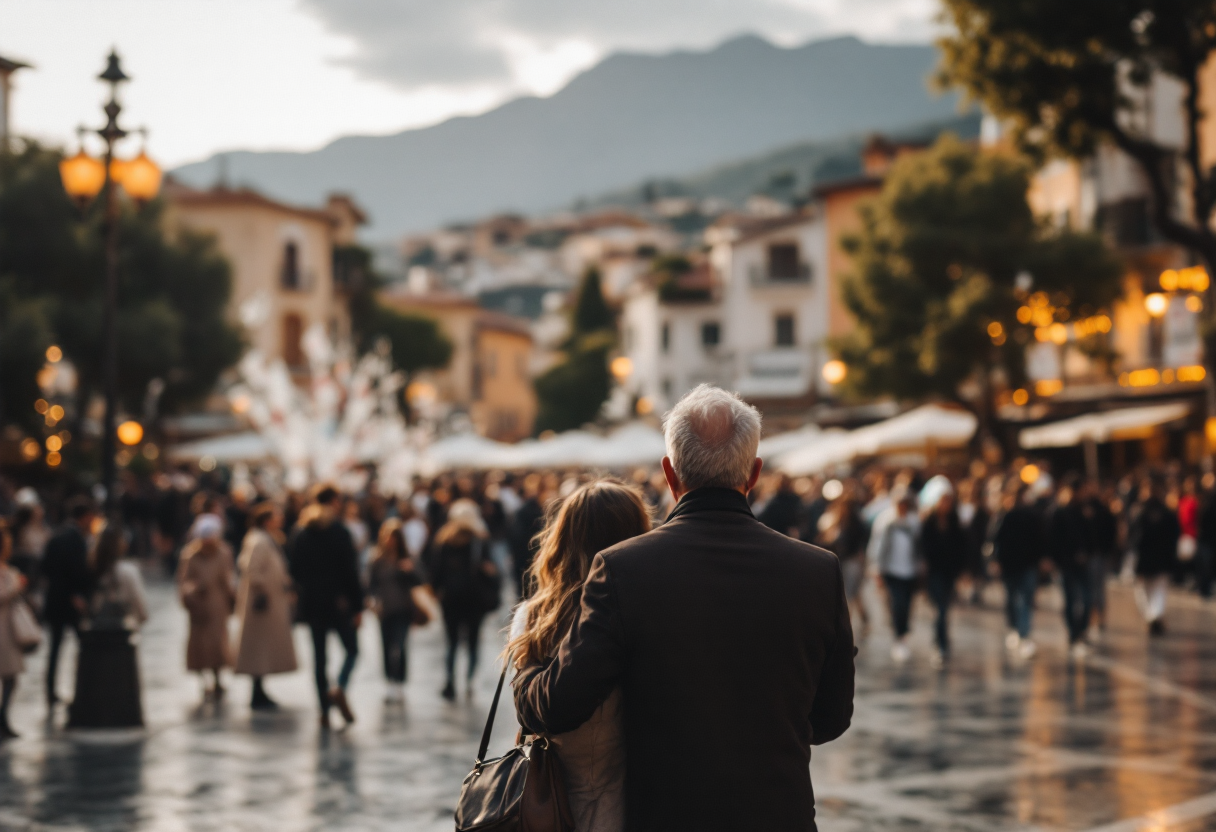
373, 517, 408, 564
507, 480, 651, 668
90, 522, 126, 578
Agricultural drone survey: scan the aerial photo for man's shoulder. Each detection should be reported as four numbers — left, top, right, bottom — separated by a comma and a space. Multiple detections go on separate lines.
598, 517, 839, 571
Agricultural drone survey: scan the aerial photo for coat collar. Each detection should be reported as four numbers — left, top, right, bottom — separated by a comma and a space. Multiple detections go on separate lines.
667, 487, 755, 522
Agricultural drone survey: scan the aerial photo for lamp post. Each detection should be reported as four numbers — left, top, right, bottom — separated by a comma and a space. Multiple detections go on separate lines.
59, 50, 161, 512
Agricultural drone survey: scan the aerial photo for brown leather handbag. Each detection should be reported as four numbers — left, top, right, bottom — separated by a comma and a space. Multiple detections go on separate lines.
455, 666, 576, 832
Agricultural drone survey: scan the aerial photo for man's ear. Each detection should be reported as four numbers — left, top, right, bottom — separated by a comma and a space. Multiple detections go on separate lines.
661, 456, 683, 500
745, 458, 764, 494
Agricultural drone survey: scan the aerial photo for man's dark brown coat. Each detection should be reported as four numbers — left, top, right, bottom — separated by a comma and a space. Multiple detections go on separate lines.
513, 487, 856, 832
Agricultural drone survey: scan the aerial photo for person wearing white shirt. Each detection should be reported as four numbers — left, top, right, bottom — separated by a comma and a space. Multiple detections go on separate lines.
869, 490, 921, 663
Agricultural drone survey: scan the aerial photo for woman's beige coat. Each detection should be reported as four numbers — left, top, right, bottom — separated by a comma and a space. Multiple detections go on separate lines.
233, 528, 297, 677
178, 538, 235, 671
0, 565, 26, 678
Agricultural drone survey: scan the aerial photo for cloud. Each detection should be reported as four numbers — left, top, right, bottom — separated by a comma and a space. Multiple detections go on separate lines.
298, 0, 939, 95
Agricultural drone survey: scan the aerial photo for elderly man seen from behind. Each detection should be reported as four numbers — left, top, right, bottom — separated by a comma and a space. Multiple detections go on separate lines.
514, 384, 855, 832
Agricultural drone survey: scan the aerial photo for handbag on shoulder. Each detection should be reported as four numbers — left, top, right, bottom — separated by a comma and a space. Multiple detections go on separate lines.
11, 598, 42, 653
455, 665, 575, 832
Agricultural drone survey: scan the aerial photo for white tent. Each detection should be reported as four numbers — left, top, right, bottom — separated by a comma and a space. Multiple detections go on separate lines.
757, 425, 826, 467
421, 433, 514, 473
780, 404, 977, 476
168, 431, 273, 463
417, 422, 669, 472
1019, 403, 1190, 449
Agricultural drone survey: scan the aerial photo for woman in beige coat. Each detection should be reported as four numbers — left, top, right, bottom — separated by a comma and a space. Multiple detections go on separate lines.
0, 519, 29, 740
178, 515, 235, 700
234, 503, 297, 711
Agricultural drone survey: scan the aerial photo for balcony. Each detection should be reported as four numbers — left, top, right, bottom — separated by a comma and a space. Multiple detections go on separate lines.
748, 262, 812, 287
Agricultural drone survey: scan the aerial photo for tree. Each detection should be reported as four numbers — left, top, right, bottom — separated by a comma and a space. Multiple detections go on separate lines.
832, 136, 1122, 431
0, 142, 243, 437
535, 267, 616, 433
938, 1, 1216, 274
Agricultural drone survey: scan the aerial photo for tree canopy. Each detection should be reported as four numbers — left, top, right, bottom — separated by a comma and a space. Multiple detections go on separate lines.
937, 0, 1216, 270
535, 267, 615, 433
0, 142, 242, 435
833, 136, 1122, 419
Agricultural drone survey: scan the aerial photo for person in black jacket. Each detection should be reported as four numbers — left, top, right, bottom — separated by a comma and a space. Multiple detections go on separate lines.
921, 489, 967, 666
1050, 484, 1092, 654
758, 473, 803, 538
508, 477, 545, 598
995, 486, 1046, 659
514, 385, 854, 832
40, 496, 97, 709
289, 484, 364, 729
1131, 479, 1180, 636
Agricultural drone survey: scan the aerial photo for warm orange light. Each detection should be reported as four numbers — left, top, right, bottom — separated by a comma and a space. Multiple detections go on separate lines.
1159, 269, 1180, 291
1145, 293, 1169, 317
610, 356, 634, 380
1035, 379, 1063, 396
1049, 323, 1068, 345
45, 345, 63, 363
46, 451, 62, 467
1207, 417, 1216, 450
114, 150, 162, 202
1016, 306, 1033, 324
1011, 388, 1030, 406
1020, 464, 1041, 484
1187, 295, 1204, 313
1095, 314, 1112, 333
1127, 368, 1161, 387
636, 396, 654, 415
987, 322, 1003, 338
1178, 365, 1207, 382
117, 420, 144, 446
48, 404, 65, 421
405, 381, 437, 403
230, 394, 252, 415
1162, 368, 1176, 383
822, 360, 848, 385
34, 399, 49, 415
59, 150, 106, 201
45, 435, 63, 452
20, 438, 40, 461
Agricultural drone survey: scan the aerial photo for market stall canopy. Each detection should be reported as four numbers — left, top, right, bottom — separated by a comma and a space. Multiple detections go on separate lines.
757, 425, 825, 468
168, 431, 272, 463
419, 422, 668, 472
779, 404, 976, 476
1019, 403, 1190, 449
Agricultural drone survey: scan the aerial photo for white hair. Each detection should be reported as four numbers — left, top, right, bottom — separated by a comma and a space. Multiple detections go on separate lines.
663, 385, 762, 491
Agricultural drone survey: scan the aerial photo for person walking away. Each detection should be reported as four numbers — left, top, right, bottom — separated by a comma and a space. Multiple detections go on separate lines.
758, 473, 802, 538
368, 519, 424, 704
869, 489, 920, 663
1086, 485, 1119, 634
178, 515, 235, 701
514, 385, 854, 832
1131, 479, 1180, 636
67, 523, 149, 729
506, 480, 652, 832
1177, 477, 1200, 583
10, 490, 50, 581
921, 489, 967, 667
233, 502, 297, 711
40, 496, 96, 710
509, 476, 545, 598
0, 520, 29, 739
1050, 485, 1092, 657
819, 493, 870, 637
956, 479, 991, 604
428, 498, 499, 701
290, 484, 364, 729
995, 486, 1046, 659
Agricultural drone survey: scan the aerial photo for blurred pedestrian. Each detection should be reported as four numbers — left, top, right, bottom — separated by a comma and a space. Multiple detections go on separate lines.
290, 484, 364, 729
1050, 484, 1092, 657
819, 493, 870, 636
995, 486, 1045, 659
0, 519, 29, 740
233, 502, 297, 711
1131, 479, 1180, 637
509, 475, 544, 598
429, 498, 499, 701
1087, 485, 1119, 633
956, 479, 991, 604
757, 473, 801, 538
40, 496, 96, 709
10, 489, 49, 580
67, 523, 149, 729
869, 489, 920, 663
368, 519, 424, 704
178, 515, 235, 701
1197, 477, 1216, 599
921, 489, 966, 667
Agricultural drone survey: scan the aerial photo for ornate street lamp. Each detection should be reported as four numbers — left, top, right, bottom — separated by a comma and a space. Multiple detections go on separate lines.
58, 49, 161, 512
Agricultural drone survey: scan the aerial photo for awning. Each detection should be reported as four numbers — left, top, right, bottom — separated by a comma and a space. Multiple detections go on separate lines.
168, 431, 273, 463
1019, 402, 1191, 449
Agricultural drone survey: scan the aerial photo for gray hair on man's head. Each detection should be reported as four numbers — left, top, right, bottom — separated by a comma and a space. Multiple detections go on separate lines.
663, 384, 762, 491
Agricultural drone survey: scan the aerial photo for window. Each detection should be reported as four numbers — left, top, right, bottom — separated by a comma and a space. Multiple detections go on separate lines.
767, 243, 800, 280
701, 321, 721, 348
281, 241, 301, 289
282, 313, 304, 367
661, 322, 670, 354
774, 313, 796, 347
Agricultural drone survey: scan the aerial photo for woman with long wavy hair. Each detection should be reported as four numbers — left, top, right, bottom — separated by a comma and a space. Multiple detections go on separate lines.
507, 479, 652, 832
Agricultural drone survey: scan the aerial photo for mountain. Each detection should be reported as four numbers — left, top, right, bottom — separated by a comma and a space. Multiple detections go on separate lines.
172, 35, 964, 239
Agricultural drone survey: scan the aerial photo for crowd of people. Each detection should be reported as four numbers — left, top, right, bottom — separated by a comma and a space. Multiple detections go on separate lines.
0, 437, 1208, 741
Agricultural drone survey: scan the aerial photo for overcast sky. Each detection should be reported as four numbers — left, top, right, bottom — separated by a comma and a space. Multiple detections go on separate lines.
1, 0, 939, 167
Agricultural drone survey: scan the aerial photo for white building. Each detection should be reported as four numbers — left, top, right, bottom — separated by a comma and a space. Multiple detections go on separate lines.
620, 210, 831, 417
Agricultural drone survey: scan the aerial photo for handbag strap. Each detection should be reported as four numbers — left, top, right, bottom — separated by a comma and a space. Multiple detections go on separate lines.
476, 664, 509, 768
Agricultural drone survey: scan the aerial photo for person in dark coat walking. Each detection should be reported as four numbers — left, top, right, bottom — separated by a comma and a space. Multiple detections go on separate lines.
40, 496, 97, 709
1050, 485, 1092, 655
758, 473, 803, 538
995, 486, 1046, 659
508, 478, 545, 598
289, 484, 364, 729
921, 490, 967, 665
514, 385, 854, 832
1130, 480, 1180, 636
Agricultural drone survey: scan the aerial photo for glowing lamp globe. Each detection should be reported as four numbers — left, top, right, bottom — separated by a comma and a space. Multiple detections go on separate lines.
822, 360, 848, 385
59, 150, 106, 203
116, 151, 162, 202
1145, 293, 1169, 318
610, 356, 633, 380
116, 420, 144, 446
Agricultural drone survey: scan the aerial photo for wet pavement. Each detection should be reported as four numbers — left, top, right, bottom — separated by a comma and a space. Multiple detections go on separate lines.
2, 574, 1216, 831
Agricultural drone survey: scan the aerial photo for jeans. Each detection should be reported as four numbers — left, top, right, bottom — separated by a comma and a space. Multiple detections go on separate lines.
1003, 568, 1038, 639
1060, 564, 1091, 644
378, 613, 411, 683
884, 575, 916, 639
1088, 555, 1109, 616
45, 621, 76, 704
926, 572, 954, 654
442, 607, 486, 686
309, 620, 359, 711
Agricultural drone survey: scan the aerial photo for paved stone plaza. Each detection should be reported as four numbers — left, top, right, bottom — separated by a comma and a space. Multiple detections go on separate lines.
1, 576, 1216, 831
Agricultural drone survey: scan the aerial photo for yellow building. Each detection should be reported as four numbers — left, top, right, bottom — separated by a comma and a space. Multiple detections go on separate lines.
379, 290, 537, 441
162, 182, 361, 371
